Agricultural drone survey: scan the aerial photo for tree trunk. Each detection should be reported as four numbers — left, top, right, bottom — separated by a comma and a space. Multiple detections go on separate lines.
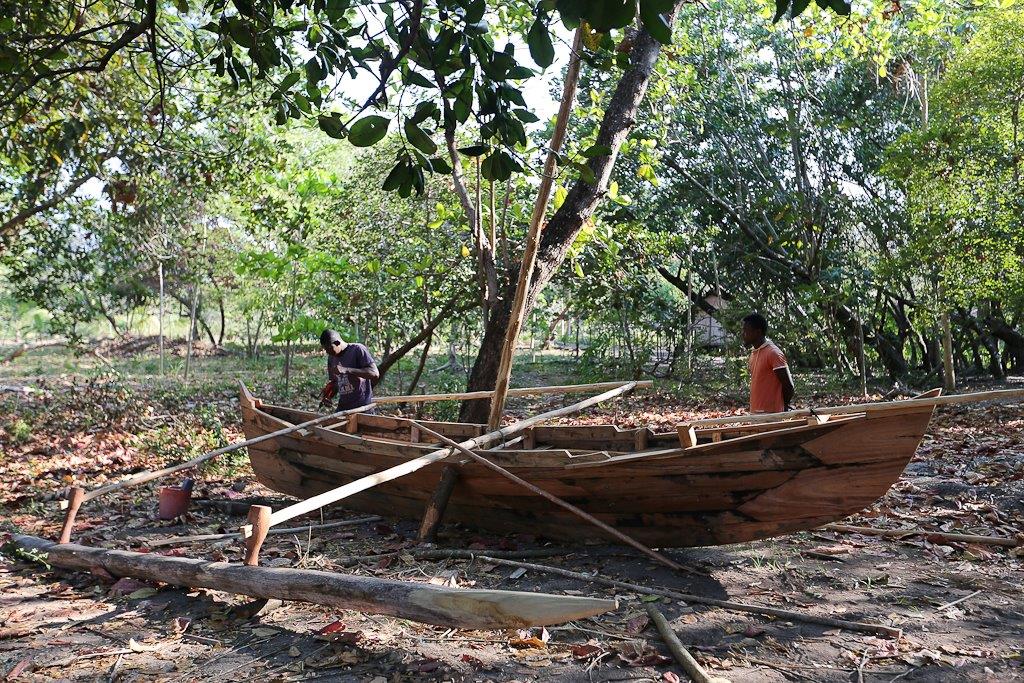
407, 331, 432, 395
459, 5, 684, 422
377, 296, 467, 383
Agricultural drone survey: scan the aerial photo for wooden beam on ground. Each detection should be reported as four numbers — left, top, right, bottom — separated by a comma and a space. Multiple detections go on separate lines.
6, 535, 618, 629
411, 421, 687, 572
249, 382, 639, 537
682, 388, 1024, 429
487, 28, 585, 430
72, 396, 377, 505
373, 380, 653, 406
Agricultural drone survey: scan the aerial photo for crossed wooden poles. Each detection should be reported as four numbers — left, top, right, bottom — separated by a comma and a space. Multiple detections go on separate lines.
56, 380, 670, 570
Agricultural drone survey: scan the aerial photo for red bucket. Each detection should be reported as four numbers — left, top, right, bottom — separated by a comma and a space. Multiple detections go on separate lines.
158, 486, 191, 520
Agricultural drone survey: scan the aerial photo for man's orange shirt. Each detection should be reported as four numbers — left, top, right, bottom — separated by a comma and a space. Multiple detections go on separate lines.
749, 338, 788, 413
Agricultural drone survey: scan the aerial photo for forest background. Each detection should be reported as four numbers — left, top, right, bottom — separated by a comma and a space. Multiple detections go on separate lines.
2, 0, 1023, 415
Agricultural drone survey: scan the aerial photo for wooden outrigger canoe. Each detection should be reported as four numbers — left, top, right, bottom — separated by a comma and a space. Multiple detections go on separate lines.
238, 384, 961, 547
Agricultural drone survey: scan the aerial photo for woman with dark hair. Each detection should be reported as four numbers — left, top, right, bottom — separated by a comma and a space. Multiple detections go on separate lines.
319, 329, 379, 410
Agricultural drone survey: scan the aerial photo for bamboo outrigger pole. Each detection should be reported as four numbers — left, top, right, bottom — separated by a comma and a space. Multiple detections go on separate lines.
487, 28, 585, 430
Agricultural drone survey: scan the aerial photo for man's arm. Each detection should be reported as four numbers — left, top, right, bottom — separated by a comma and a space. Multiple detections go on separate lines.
337, 363, 379, 382
774, 366, 795, 410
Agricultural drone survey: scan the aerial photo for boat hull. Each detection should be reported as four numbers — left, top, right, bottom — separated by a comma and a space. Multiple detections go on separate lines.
240, 394, 933, 547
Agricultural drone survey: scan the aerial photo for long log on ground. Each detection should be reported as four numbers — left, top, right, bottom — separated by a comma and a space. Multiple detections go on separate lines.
823, 523, 1021, 547
147, 516, 385, 547
252, 382, 639, 535
373, 380, 652, 405
683, 388, 1024, 429
72, 402, 377, 505
412, 421, 687, 572
646, 604, 730, 683
475, 556, 902, 638
6, 534, 617, 629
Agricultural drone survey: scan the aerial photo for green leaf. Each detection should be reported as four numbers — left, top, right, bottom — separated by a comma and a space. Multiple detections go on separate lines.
572, 161, 596, 185
404, 119, 437, 154
507, 65, 535, 80
128, 587, 159, 600
773, 0, 789, 22
424, 157, 452, 174
405, 69, 434, 88
348, 115, 390, 146
581, 144, 613, 159
585, 0, 637, 31
513, 108, 540, 123
639, 2, 672, 45
382, 161, 409, 191
317, 114, 346, 139
174, 0, 189, 14
458, 144, 490, 157
527, 19, 555, 69
293, 93, 312, 114
278, 72, 301, 93
305, 57, 324, 84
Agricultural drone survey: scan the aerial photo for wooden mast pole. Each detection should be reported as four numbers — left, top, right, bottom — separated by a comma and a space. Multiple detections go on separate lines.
487, 28, 585, 430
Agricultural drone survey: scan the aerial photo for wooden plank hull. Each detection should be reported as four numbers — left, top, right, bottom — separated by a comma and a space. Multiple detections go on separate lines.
240, 394, 933, 547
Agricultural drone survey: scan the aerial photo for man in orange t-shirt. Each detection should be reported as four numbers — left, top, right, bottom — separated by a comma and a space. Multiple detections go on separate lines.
741, 313, 795, 413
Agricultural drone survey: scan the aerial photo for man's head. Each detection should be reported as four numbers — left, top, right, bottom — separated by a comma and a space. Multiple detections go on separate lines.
320, 329, 347, 355
741, 313, 768, 347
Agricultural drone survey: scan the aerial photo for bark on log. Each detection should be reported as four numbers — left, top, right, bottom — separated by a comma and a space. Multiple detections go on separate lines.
6, 535, 617, 629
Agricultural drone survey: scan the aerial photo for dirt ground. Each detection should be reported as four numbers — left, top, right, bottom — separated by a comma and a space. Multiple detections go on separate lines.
1, 366, 1022, 682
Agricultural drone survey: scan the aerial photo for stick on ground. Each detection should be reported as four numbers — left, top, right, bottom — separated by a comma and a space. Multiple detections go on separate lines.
823, 523, 1020, 547
646, 604, 731, 683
